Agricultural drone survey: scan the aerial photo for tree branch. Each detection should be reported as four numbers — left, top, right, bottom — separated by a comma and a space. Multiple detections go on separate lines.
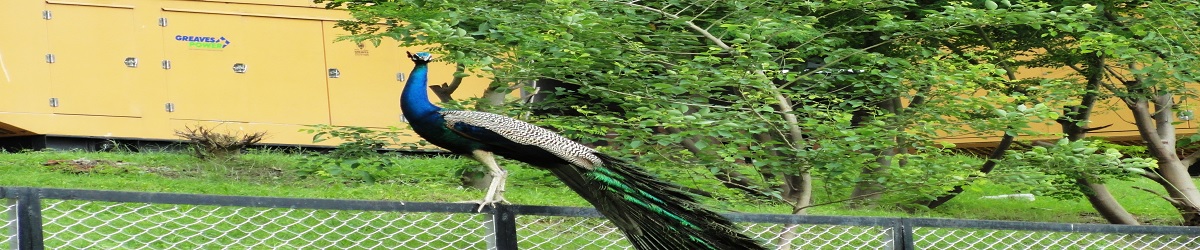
1182, 150, 1200, 167
428, 63, 466, 102
1123, 68, 1175, 161
924, 131, 1015, 209
667, 127, 774, 198
1133, 186, 1187, 207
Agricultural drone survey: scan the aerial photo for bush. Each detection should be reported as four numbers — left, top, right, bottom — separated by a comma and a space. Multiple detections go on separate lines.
297, 125, 427, 184
175, 125, 267, 160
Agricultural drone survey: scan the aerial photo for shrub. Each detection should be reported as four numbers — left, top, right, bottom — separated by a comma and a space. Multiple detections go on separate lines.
297, 125, 427, 184
174, 125, 267, 160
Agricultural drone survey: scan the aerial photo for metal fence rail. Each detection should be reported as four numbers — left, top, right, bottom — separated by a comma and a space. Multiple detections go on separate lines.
3, 186, 1200, 250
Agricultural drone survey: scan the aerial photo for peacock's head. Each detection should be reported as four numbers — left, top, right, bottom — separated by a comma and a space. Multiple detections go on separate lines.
407, 51, 434, 64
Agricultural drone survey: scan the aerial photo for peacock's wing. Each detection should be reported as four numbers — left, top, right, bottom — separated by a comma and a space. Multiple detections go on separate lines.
439, 111, 601, 168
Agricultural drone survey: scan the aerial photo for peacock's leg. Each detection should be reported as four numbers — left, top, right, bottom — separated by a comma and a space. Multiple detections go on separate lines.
471, 150, 508, 212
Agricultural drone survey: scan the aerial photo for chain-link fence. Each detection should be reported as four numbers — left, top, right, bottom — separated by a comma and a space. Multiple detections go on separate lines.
915, 227, 1200, 250
3, 199, 14, 249
38, 200, 491, 249
4, 186, 1200, 250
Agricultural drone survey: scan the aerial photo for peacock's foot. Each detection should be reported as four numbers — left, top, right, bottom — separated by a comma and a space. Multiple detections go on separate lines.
467, 150, 509, 212
456, 196, 509, 212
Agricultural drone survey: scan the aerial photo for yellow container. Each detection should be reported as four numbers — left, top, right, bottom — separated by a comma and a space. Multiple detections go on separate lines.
0, 0, 489, 147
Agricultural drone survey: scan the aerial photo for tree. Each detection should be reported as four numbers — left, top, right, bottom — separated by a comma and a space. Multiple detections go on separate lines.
1074, 0, 1200, 225
927, 1, 1200, 225
319, 0, 1172, 227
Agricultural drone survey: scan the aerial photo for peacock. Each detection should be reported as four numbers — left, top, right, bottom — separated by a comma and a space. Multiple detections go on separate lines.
399, 51, 767, 250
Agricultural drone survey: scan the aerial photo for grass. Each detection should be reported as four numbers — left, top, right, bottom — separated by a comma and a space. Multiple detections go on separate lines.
0, 149, 1191, 249
0, 149, 587, 205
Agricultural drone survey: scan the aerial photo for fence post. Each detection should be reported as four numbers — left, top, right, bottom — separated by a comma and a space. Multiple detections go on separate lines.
486, 204, 519, 250
13, 188, 43, 250
891, 218, 914, 250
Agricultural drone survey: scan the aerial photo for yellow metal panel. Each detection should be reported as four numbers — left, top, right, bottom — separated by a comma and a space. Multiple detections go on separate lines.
45, 4, 141, 117
323, 21, 406, 127
238, 15, 329, 125
191, 0, 325, 9
163, 11, 250, 122
1088, 98, 1141, 134
0, 113, 149, 138
159, 0, 350, 21
0, 1, 52, 114
168, 119, 327, 146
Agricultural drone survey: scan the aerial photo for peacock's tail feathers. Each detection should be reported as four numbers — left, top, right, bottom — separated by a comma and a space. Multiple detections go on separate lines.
547, 153, 766, 250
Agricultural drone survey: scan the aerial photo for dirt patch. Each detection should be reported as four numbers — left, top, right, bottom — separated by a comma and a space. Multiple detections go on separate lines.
41, 158, 197, 178
43, 158, 137, 174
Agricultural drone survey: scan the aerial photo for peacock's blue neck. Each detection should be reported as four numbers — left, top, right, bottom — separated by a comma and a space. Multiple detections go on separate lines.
401, 63, 441, 118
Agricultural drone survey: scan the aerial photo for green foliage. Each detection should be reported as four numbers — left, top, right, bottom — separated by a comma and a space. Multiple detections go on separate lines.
297, 125, 428, 184
996, 138, 1156, 200
316, 0, 1200, 215
880, 152, 987, 205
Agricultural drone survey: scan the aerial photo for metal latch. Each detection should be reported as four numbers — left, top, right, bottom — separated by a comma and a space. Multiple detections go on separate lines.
124, 57, 138, 68
232, 63, 247, 73
328, 68, 341, 78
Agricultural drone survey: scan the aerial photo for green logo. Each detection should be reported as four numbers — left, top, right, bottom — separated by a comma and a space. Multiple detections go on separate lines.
175, 35, 231, 49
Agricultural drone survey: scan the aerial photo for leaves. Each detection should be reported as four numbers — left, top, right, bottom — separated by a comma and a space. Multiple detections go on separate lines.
318, 0, 1200, 210
296, 125, 428, 184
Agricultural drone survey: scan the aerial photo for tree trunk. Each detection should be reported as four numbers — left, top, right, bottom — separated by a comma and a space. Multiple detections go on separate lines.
1125, 88, 1200, 225
848, 97, 898, 208
1077, 178, 1140, 224
774, 172, 813, 249
1059, 55, 1140, 225
848, 147, 893, 208
475, 81, 511, 112
1096, 3, 1200, 225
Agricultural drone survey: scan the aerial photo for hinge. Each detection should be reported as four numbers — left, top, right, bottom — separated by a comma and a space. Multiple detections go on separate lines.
45, 54, 55, 63
161, 60, 171, 69
165, 103, 175, 112
328, 68, 341, 78
42, 10, 52, 20
396, 72, 405, 82
124, 57, 138, 68
49, 98, 59, 107
399, 114, 408, 123
158, 17, 168, 27
232, 63, 247, 73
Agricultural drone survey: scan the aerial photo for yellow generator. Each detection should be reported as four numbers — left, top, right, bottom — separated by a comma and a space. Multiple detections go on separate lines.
0, 0, 490, 150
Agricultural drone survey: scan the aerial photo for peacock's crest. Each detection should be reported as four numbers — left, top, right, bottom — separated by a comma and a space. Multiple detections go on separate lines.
407, 51, 433, 63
